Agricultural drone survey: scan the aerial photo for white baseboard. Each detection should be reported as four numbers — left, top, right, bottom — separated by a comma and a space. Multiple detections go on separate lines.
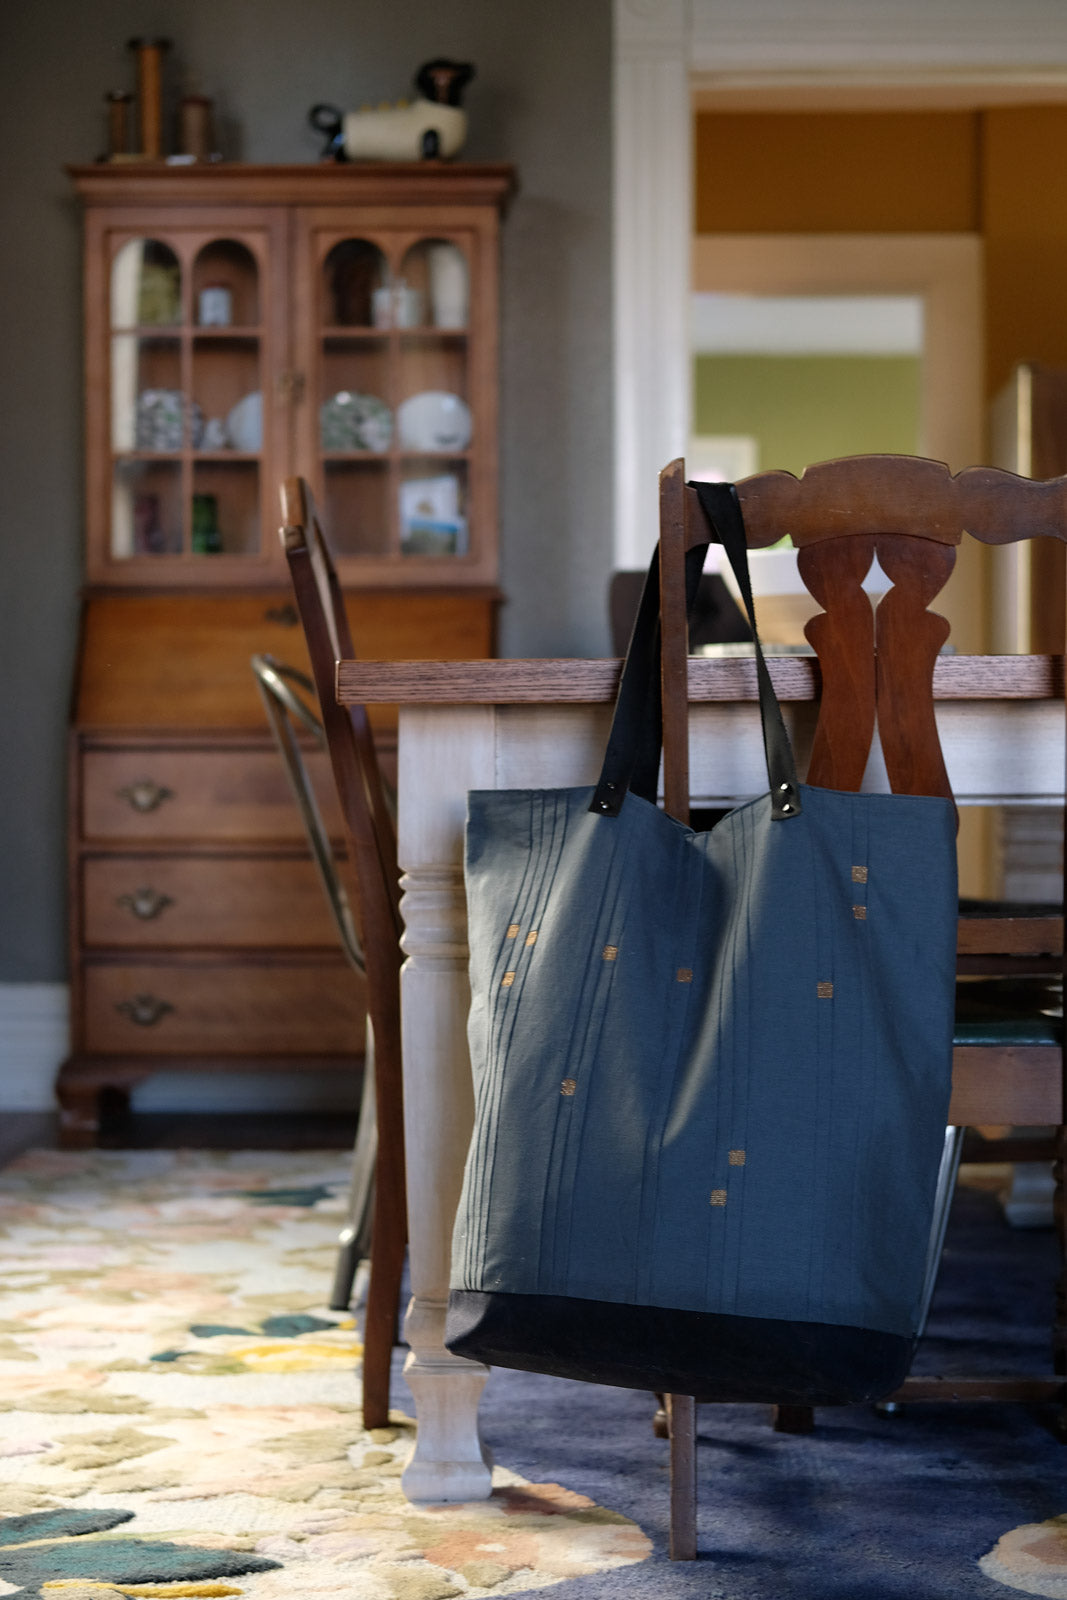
0, 983, 70, 1110
0, 982, 357, 1115
131, 1071, 360, 1115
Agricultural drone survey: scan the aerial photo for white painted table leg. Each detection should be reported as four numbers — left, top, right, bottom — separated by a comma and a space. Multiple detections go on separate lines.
397, 708, 495, 1503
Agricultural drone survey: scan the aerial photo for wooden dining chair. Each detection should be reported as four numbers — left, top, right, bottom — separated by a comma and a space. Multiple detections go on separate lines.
657, 454, 1067, 1559
251, 652, 378, 1314
278, 476, 408, 1432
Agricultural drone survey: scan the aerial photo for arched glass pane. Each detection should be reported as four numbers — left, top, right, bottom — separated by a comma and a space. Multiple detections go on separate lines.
193, 239, 260, 327
111, 238, 181, 328
400, 238, 468, 329
324, 239, 388, 327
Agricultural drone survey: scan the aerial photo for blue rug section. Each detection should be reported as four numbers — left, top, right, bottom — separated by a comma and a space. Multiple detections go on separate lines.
418, 1184, 1065, 1598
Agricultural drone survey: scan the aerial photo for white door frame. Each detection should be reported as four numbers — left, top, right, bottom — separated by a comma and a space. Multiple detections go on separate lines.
612, 0, 1067, 570
691, 233, 984, 474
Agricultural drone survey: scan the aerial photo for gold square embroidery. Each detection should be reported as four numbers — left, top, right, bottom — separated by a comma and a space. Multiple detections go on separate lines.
525, 930, 539, 946
852, 905, 867, 921
817, 981, 834, 999
561, 1078, 577, 1096
506, 924, 520, 940
710, 1189, 728, 1207
603, 945, 618, 961
852, 866, 868, 883
501, 972, 516, 988
728, 1149, 746, 1166
677, 968, 693, 983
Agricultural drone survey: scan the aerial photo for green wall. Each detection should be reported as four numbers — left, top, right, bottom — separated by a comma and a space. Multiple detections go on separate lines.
693, 354, 922, 477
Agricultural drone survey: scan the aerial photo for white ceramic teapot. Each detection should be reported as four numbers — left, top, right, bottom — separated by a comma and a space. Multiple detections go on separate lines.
310, 59, 474, 163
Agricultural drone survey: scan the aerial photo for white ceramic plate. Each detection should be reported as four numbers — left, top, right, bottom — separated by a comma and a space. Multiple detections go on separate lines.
396, 390, 471, 452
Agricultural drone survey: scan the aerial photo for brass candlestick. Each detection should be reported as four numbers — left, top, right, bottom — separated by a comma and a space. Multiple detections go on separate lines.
128, 37, 171, 159
105, 90, 132, 159
178, 94, 214, 162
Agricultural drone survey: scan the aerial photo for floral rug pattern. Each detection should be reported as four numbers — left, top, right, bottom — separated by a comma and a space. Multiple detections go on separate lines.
0, 1150, 650, 1598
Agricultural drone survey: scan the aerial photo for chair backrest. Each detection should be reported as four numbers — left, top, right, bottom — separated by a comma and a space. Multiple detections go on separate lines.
278, 478, 408, 1432
251, 651, 364, 973
279, 476, 402, 959
659, 454, 1067, 826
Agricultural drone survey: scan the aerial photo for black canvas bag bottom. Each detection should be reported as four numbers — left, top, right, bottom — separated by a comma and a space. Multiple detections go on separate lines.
447, 1288, 914, 1405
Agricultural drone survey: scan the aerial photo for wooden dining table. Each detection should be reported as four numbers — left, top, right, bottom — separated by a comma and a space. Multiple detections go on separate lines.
336, 652, 1064, 1503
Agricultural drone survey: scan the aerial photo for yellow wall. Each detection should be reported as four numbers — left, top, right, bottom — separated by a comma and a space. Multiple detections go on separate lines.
694, 111, 980, 235
695, 105, 1067, 400
983, 107, 1067, 393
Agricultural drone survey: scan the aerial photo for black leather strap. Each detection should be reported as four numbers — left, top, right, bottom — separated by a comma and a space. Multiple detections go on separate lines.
590, 541, 707, 815
590, 482, 801, 822
693, 482, 801, 821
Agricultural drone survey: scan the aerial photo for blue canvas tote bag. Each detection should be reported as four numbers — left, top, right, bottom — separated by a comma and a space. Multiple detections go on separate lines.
446, 482, 958, 1404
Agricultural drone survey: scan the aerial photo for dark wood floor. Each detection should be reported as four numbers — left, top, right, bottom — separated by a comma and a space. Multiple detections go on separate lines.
0, 1109, 361, 1170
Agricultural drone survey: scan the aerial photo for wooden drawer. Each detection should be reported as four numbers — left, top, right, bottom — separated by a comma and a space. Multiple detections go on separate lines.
82, 747, 344, 841
83, 960, 365, 1055
83, 854, 344, 949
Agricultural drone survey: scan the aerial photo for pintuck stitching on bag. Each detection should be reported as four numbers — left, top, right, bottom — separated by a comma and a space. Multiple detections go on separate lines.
473, 789, 570, 1285
543, 798, 635, 1290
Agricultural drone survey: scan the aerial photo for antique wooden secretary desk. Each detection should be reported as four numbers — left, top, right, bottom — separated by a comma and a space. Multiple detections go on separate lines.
60, 161, 515, 1144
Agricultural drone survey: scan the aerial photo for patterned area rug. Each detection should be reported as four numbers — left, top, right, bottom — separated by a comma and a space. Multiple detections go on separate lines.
0, 1150, 650, 1599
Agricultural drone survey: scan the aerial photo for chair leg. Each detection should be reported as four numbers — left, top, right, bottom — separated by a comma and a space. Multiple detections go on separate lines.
1053, 1125, 1067, 1376
1052, 1126, 1067, 1440
361, 1195, 405, 1430
360, 1015, 409, 1432
916, 1124, 966, 1337
666, 1392, 697, 1560
773, 1405, 814, 1433
330, 1035, 378, 1312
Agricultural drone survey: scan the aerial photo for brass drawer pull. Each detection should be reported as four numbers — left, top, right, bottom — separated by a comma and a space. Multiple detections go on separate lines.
116, 993, 174, 1027
264, 603, 299, 627
117, 887, 174, 921
118, 780, 175, 814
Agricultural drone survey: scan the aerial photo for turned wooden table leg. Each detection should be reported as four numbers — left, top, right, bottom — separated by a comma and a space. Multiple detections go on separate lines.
396, 708, 495, 1502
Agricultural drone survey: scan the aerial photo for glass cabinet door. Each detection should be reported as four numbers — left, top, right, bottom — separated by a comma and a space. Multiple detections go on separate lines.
107, 230, 269, 568
309, 227, 476, 568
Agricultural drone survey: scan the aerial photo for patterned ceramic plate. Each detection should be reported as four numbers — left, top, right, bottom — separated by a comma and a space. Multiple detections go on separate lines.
320, 390, 393, 452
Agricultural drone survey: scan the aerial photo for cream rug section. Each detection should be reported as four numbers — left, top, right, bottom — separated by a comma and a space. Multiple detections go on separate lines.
0, 1149, 651, 1599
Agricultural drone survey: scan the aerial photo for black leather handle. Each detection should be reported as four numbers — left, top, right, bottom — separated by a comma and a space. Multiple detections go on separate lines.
590, 481, 801, 822
590, 540, 707, 815
693, 482, 800, 821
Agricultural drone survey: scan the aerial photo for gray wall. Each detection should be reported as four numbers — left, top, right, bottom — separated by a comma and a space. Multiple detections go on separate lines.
0, 0, 613, 983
